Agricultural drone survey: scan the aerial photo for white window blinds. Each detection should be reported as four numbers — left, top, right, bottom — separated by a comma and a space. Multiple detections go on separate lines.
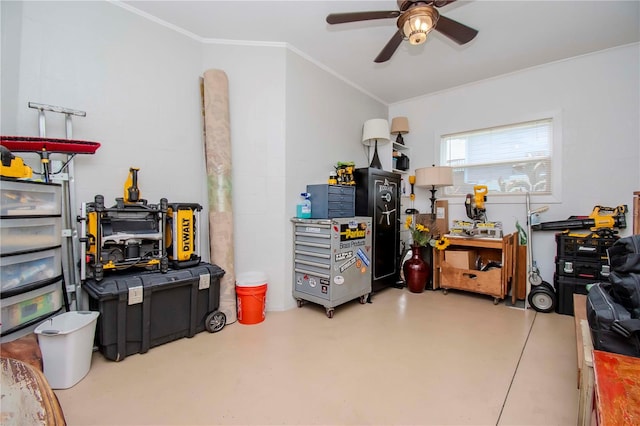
441, 118, 553, 196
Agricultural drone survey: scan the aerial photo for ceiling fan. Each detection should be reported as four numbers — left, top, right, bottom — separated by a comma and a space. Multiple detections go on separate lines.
326, 0, 478, 63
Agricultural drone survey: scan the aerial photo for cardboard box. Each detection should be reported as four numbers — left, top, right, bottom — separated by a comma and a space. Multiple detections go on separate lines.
445, 250, 477, 270
435, 199, 449, 235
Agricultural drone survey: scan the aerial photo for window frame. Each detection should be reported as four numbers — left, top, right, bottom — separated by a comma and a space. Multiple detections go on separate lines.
436, 110, 563, 205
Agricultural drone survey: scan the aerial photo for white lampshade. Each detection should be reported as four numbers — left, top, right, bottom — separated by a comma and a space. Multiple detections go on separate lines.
362, 119, 390, 147
415, 166, 453, 187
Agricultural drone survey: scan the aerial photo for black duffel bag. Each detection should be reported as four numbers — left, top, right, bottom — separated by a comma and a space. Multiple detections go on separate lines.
587, 281, 640, 358
609, 271, 640, 319
607, 234, 640, 274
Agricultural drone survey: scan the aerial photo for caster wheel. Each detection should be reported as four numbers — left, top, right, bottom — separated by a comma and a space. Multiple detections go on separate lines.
443, 289, 449, 295
528, 272, 543, 286
296, 299, 304, 308
493, 298, 500, 305
205, 311, 226, 333
326, 309, 334, 319
528, 285, 557, 313
359, 295, 367, 304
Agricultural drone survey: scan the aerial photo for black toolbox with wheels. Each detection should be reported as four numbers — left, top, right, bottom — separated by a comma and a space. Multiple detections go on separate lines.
554, 232, 618, 316
83, 262, 225, 361
554, 274, 599, 316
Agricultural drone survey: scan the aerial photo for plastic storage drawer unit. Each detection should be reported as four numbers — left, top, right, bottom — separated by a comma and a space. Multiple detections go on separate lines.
0, 217, 62, 255
0, 247, 62, 294
1, 280, 64, 336
0, 179, 62, 216
82, 263, 225, 361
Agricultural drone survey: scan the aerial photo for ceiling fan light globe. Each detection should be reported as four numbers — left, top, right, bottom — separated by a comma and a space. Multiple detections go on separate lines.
408, 32, 427, 45
399, 5, 439, 46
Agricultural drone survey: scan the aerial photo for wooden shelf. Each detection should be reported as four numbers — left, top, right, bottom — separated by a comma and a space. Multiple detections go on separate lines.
433, 233, 517, 304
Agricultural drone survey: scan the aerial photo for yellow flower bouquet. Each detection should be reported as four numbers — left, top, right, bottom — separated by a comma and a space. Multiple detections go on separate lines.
405, 216, 450, 250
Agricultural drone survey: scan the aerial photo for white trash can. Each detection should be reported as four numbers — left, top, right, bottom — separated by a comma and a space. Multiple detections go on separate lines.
35, 311, 99, 389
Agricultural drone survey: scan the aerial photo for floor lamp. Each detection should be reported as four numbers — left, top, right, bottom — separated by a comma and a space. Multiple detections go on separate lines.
415, 165, 453, 215
362, 119, 390, 169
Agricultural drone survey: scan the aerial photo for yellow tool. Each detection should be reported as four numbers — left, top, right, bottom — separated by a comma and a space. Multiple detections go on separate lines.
165, 203, 202, 268
532, 205, 628, 232
0, 146, 33, 179
465, 185, 488, 222
123, 167, 141, 203
588, 205, 627, 230
80, 167, 168, 281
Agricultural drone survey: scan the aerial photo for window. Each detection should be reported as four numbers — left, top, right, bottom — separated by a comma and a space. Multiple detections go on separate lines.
440, 118, 554, 198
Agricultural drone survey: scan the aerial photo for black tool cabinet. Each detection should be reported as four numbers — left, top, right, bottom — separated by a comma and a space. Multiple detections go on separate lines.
554, 232, 618, 315
354, 168, 401, 293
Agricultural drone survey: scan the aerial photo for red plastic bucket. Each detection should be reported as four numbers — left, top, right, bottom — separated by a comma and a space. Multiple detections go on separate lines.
236, 272, 268, 325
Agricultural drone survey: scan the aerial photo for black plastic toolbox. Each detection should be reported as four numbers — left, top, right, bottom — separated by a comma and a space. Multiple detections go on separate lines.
83, 262, 224, 361
555, 233, 618, 261
555, 257, 611, 281
554, 274, 600, 316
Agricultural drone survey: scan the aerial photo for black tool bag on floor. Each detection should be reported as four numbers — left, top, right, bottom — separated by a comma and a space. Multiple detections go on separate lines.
586, 281, 640, 358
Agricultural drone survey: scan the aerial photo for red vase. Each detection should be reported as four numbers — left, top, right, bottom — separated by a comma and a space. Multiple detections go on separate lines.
404, 244, 430, 293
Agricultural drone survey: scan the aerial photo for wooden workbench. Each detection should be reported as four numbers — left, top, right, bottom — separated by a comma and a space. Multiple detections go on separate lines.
433, 233, 516, 304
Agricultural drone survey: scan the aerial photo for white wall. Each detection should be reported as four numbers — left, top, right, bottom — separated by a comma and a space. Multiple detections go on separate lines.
390, 44, 640, 284
284, 49, 387, 309
200, 43, 289, 310
199, 44, 386, 311
1, 1, 205, 209
2, 1, 387, 312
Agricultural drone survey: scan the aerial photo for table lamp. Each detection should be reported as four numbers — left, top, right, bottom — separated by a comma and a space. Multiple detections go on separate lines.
390, 117, 409, 145
415, 165, 453, 215
362, 118, 390, 169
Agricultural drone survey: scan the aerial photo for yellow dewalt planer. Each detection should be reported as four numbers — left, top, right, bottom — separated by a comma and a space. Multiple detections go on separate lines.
79, 168, 201, 281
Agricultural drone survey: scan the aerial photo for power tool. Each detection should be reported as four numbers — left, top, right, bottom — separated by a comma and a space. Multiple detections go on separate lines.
79, 168, 203, 280
79, 168, 168, 281
0, 145, 33, 179
123, 167, 141, 203
531, 205, 627, 232
165, 203, 202, 268
451, 185, 503, 238
465, 185, 488, 222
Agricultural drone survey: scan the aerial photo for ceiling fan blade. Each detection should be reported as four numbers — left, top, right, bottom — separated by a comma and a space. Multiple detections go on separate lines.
326, 11, 400, 25
374, 30, 404, 63
435, 15, 478, 44
432, 0, 457, 7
